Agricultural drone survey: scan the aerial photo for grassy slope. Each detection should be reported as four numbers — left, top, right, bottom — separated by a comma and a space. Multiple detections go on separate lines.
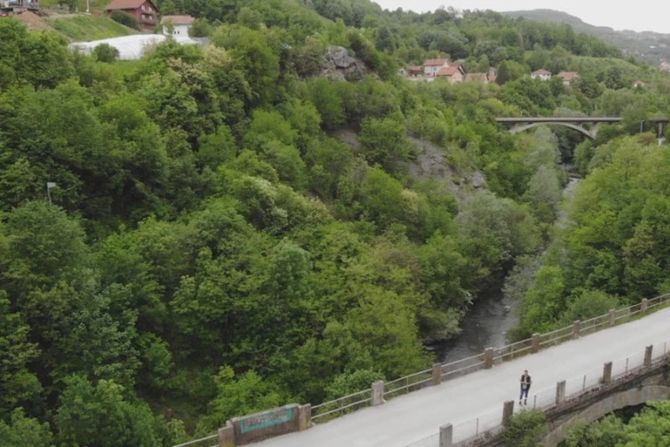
39, 0, 109, 10
47, 15, 138, 41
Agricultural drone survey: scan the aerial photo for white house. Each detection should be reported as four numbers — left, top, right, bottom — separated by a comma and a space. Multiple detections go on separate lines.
423, 58, 450, 77
161, 15, 195, 37
531, 68, 551, 81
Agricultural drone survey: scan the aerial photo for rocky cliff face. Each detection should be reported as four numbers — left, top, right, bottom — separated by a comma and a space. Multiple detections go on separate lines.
321, 46, 367, 81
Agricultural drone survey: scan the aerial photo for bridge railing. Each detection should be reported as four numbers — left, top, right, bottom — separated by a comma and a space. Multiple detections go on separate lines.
385, 367, 434, 399
176, 293, 670, 447
172, 434, 218, 447
311, 387, 372, 422
440, 352, 486, 381
407, 338, 670, 447
312, 292, 670, 425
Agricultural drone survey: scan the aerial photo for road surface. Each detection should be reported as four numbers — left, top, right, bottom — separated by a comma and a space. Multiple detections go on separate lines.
251, 306, 670, 447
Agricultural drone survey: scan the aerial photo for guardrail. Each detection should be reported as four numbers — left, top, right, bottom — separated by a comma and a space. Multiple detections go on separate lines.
406, 339, 670, 447
172, 434, 218, 447
175, 293, 670, 447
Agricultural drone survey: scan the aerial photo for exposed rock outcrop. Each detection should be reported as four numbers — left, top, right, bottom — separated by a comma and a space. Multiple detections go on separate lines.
321, 46, 367, 81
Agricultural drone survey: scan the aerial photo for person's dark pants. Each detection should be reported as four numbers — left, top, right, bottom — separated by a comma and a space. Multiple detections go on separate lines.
519, 385, 530, 402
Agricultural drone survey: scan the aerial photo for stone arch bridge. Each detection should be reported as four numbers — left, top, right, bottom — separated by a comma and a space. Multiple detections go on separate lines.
495, 116, 669, 139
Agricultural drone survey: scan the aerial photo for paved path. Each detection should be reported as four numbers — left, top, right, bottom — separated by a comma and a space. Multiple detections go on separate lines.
252, 307, 670, 447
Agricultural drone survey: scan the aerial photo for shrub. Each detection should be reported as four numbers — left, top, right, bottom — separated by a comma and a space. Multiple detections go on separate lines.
503, 409, 546, 447
93, 43, 119, 63
110, 10, 140, 30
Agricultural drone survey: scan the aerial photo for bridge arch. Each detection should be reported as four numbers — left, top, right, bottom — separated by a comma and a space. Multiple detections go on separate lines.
508, 122, 595, 139
543, 385, 670, 446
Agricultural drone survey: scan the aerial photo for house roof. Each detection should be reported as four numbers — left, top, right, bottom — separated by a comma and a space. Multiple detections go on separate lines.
424, 58, 450, 67
532, 69, 551, 75
436, 65, 463, 77
105, 0, 157, 11
161, 15, 195, 25
558, 71, 580, 81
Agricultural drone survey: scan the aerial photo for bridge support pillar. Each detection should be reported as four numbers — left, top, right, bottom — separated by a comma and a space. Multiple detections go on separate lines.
602, 362, 613, 385
555, 381, 566, 405
298, 404, 311, 431
432, 363, 442, 386
371, 380, 385, 406
644, 345, 653, 368
439, 423, 453, 447
502, 401, 514, 427
608, 309, 616, 326
483, 347, 494, 369
641, 298, 649, 312
218, 421, 235, 447
531, 333, 540, 353
572, 320, 581, 339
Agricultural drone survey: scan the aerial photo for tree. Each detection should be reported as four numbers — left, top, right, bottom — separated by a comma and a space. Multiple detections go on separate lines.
213, 25, 280, 105
0, 294, 41, 416
55, 376, 159, 447
358, 116, 410, 170
110, 10, 140, 30
502, 410, 546, 447
524, 165, 562, 223
198, 366, 283, 432
0, 201, 88, 296
93, 43, 120, 63
0, 408, 53, 447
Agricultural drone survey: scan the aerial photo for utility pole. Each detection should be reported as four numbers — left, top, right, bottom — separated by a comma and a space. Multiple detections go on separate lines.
46, 182, 57, 205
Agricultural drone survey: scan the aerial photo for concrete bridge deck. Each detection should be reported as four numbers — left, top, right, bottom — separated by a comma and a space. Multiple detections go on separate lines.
251, 307, 670, 447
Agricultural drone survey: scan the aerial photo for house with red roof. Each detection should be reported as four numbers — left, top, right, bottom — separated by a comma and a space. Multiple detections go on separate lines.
436, 65, 465, 84
105, 0, 159, 31
423, 58, 450, 77
557, 71, 580, 86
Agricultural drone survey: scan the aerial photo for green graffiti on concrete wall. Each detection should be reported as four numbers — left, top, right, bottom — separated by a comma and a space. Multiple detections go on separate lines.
239, 407, 295, 434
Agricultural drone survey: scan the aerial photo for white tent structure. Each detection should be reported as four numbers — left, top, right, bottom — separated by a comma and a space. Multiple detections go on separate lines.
69, 34, 201, 60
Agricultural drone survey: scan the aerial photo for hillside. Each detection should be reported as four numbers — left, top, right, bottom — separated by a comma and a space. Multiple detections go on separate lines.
47, 14, 138, 41
504, 9, 670, 67
1, 1, 670, 446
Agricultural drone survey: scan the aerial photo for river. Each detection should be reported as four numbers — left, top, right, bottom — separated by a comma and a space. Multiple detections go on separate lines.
438, 176, 582, 362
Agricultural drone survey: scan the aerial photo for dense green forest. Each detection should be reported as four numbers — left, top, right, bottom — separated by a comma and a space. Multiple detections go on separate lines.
1, 0, 670, 445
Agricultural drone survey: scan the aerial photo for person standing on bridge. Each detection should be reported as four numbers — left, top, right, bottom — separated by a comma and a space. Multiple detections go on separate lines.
519, 370, 531, 406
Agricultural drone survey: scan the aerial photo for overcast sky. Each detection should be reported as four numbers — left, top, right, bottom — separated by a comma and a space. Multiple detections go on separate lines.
373, 0, 670, 34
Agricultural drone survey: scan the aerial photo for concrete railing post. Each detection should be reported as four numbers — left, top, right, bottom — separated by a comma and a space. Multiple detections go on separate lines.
483, 347, 494, 368
218, 422, 235, 447
555, 380, 566, 405
602, 362, 613, 385
572, 320, 581, 339
371, 380, 385, 406
531, 333, 540, 353
644, 345, 653, 368
432, 363, 442, 386
641, 298, 649, 312
608, 309, 616, 326
298, 404, 311, 431
439, 423, 453, 447
502, 401, 514, 427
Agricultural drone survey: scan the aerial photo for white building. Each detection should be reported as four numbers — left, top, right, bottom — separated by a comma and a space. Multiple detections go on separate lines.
161, 15, 195, 37
531, 68, 551, 81
423, 58, 450, 77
